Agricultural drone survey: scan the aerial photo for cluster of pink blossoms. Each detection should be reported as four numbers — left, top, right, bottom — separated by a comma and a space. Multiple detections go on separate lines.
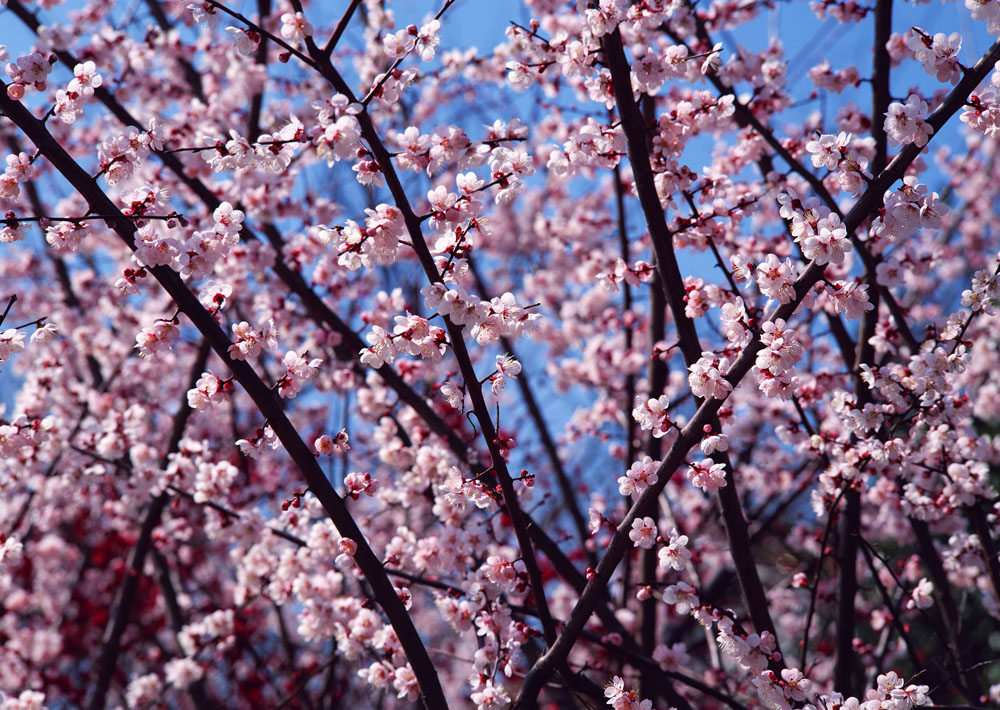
3, 0, 1000, 709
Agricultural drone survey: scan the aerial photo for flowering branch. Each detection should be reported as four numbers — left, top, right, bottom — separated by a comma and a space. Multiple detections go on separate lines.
88, 340, 211, 710
601, 20, 782, 661
299, 35, 564, 654
0, 82, 449, 710
512, 28, 1000, 710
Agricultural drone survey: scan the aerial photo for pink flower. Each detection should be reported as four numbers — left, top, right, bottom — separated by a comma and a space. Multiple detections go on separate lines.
278, 350, 322, 398
802, 214, 851, 265
228, 319, 278, 360
344, 471, 377, 498
164, 658, 203, 689
471, 680, 510, 710
632, 395, 673, 437
69, 60, 102, 96
688, 353, 733, 400
629, 516, 658, 549
618, 456, 660, 497
415, 20, 441, 62
135, 320, 178, 359
830, 280, 874, 320
187, 372, 229, 410
688, 458, 728, 494
0, 328, 26, 366
906, 578, 935, 610
805, 132, 849, 170
653, 642, 691, 670
0, 535, 23, 569
4, 152, 33, 182
280, 12, 313, 42
700, 432, 729, 455
225, 27, 259, 56
780, 667, 812, 701
662, 582, 699, 614
885, 94, 933, 147
213, 201, 244, 239
658, 528, 691, 571
907, 30, 962, 83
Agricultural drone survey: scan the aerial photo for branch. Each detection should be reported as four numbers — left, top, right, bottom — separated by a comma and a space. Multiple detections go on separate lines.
3, 10, 607, 654
247, 0, 272, 141
87, 339, 210, 710
6, 131, 105, 387
2, 8, 608, 654
834, 2, 893, 694
670, 16, 921, 354
467, 257, 593, 560
602, 24, 781, 656
301, 37, 561, 651
321, 0, 362, 58
0, 87, 448, 710
511, 31, 1000, 710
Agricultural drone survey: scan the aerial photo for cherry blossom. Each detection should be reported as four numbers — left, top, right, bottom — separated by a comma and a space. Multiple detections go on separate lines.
0, 328, 26, 368
885, 93, 934, 147
628, 516, 658, 549
802, 213, 851, 265
688, 353, 733, 400
279, 12, 313, 43
688, 458, 728, 494
658, 527, 691, 571
618, 455, 660, 497
228, 319, 278, 360
908, 29, 963, 83
0, 2, 999, 709
163, 658, 203, 690
906, 577, 935, 610
632, 395, 672, 437
225, 27, 259, 56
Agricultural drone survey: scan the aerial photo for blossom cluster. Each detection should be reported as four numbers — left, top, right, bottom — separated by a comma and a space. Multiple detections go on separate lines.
2, 1, 1000, 709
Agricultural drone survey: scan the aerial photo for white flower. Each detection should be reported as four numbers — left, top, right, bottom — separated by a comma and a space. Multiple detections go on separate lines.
225, 27, 260, 56
164, 658, 203, 689
658, 528, 691, 571
884, 94, 933, 147
280, 12, 313, 42
802, 214, 851, 265
440, 381, 464, 409
629, 516, 658, 548
688, 458, 727, 494
495, 354, 521, 377
688, 353, 733, 400
906, 578, 935, 610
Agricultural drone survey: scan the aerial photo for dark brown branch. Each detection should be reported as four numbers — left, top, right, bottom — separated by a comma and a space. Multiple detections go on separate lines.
602, 24, 780, 658
511, 31, 1000, 710
636, 88, 668, 691
142, 0, 206, 101
300, 39, 561, 651
247, 0, 272, 141
0, 88, 448, 710
321, 0, 362, 57
88, 340, 211, 709
858, 540, 941, 690
3, 5, 605, 662
3, 1, 472, 480
967, 503, 1000, 619
467, 257, 593, 559
670, 16, 920, 354
834, 2, 892, 694
613, 156, 640, 611
150, 549, 215, 709
6, 131, 105, 388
